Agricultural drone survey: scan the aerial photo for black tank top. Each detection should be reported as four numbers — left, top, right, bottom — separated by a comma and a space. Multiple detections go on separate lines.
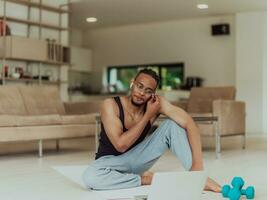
95, 96, 151, 159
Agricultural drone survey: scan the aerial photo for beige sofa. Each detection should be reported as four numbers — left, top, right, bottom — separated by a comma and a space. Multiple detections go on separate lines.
0, 85, 102, 157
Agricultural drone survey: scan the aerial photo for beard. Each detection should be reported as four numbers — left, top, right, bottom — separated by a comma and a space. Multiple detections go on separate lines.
131, 98, 145, 107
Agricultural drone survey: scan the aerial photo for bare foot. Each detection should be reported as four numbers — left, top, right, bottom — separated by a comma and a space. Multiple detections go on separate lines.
141, 171, 154, 185
204, 177, 221, 193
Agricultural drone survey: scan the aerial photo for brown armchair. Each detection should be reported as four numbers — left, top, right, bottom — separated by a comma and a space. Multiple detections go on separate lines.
186, 86, 246, 156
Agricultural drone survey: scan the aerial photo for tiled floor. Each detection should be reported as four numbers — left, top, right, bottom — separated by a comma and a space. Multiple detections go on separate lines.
0, 134, 266, 200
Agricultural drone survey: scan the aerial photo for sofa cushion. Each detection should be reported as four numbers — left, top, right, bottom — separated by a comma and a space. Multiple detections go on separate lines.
0, 115, 17, 127
0, 85, 27, 115
16, 115, 62, 126
18, 85, 66, 115
61, 113, 97, 125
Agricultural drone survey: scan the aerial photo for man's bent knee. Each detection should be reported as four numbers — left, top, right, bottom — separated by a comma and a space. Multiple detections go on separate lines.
177, 128, 193, 171
83, 166, 101, 190
163, 119, 193, 170
184, 153, 193, 171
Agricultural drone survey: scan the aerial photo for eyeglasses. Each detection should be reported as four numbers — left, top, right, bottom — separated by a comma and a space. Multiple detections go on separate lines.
133, 82, 155, 95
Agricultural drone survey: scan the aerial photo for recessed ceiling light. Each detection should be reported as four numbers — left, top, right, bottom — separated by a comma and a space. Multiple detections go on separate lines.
197, 4, 208, 9
86, 17, 97, 23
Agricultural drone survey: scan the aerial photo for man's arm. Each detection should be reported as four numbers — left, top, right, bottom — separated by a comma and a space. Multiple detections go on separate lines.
158, 96, 204, 170
101, 98, 159, 153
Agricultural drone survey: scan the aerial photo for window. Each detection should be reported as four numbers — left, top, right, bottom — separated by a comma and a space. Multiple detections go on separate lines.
107, 62, 184, 92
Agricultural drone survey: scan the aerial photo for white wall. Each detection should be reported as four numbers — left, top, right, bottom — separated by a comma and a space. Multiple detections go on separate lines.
236, 12, 267, 134
83, 15, 236, 88
70, 28, 83, 47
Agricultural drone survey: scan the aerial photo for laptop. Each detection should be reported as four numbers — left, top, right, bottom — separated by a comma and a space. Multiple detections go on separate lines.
134, 171, 207, 200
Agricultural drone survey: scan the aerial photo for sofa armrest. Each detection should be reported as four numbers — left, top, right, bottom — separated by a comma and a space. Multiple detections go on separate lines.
63, 101, 103, 115
213, 100, 246, 136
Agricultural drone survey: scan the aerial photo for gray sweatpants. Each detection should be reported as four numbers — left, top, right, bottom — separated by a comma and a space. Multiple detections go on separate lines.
83, 119, 193, 190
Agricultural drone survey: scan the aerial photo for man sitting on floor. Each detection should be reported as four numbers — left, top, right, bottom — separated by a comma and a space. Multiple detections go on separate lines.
83, 69, 221, 192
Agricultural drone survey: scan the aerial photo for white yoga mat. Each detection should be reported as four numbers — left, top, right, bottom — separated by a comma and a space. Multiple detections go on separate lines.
52, 165, 150, 200
51, 165, 221, 200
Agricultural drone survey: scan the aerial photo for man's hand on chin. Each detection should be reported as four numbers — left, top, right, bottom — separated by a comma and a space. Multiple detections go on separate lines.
204, 177, 222, 193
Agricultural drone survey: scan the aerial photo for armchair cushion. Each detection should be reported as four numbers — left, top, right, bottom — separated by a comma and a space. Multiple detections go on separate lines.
187, 86, 236, 113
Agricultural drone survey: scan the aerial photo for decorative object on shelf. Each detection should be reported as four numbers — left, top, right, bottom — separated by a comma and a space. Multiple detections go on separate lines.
181, 76, 204, 90
46, 38, 52, 61
0, 20, 11, 36
51, 39, 56, 61
15, 66, 23, 78
4, 65, 9, 77
11, 72, 20, 79
33, 75, 50, 81
62, 46, 70, 63
9, 66, 23, 79
22, 71, 32, 79
46, 38, 69, 63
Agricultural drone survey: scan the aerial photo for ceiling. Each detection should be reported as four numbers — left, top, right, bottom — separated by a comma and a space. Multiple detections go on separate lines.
70, 0, 267, 30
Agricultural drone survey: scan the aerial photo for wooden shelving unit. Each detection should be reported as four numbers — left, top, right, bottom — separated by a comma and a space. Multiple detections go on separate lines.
0, 0, 70, 86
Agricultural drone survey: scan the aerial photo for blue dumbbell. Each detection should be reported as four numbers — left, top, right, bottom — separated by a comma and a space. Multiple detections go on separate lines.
222, 177, 255, 200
